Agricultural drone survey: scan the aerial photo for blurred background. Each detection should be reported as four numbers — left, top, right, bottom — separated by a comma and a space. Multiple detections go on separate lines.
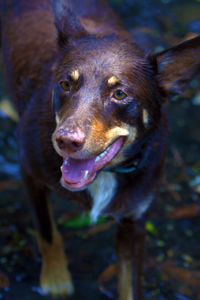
0, 0, 200, 299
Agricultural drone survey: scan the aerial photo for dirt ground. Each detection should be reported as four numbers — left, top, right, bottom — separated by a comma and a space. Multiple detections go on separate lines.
0, 0, 200, 299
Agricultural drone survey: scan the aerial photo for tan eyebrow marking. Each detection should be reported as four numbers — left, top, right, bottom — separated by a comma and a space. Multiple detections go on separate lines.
70, 69, 79, 81
108, 75, 119, 86
143, 109, 149, 127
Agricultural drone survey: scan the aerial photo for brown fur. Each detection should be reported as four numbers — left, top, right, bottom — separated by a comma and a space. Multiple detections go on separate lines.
1, 0, 200, 298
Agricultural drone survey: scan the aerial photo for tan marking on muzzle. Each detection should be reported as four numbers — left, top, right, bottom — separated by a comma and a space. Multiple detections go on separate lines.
91, 118, 107, 136
55, 112, 60, 125
103, 126, 129, 167
52, 127, 62, 157
108, 75, 119, 86
143, 109, 149, 127
127, 126, 137, 142
105, 126, 129, 140
70, 69, 79, 81
89, 119, 129, 155
52, 89, 60, 125
88, 118, 108, 150
108, 126, 137, 167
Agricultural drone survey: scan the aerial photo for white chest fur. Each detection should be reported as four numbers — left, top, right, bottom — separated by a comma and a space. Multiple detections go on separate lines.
88, 171, 117, 223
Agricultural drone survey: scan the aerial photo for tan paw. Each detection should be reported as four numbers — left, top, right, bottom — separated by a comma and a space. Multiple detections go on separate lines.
40, 263, 74, 296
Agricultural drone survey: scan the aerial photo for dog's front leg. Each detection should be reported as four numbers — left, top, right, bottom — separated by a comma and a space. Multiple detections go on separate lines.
22, 169, 74, 296
116, 218, 145, 300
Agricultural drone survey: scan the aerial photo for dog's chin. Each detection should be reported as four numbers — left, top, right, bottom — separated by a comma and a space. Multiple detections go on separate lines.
60, 137, 124, 191
60, 172, 96, 191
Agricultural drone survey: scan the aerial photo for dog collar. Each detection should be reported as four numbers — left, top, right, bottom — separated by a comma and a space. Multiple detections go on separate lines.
113, 159, 140, 173
108, 144, 151, 174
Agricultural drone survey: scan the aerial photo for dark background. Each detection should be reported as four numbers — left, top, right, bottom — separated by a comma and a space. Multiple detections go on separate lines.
0, 0, 200, 299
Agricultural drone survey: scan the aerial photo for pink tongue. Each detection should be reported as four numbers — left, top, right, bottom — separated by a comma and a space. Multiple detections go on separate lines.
62, 157, 95, 184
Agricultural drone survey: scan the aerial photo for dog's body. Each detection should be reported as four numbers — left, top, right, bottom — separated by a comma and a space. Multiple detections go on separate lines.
1, 0, 200, 298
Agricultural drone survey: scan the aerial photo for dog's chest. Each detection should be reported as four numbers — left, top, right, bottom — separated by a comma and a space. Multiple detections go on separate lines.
88, 171, 154, 222
88, 171, 117, 222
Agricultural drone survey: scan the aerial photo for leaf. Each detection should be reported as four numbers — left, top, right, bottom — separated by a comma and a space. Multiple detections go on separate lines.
26, 228, 36, 237
195, 185, 200, 194
168, 204, 199, 219
88, 221, 113, 236
0, 271, 10, 288
145, 221, 158, 236
161, 260, 200, 289
190, 175, 200, 187
0, 180, 21, 191
98, 264, 117, 283
63, 213, 107, 228
0, 99, 19, 122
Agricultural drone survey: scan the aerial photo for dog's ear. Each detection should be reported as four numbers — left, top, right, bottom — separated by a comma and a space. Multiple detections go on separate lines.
52, 0, 86, 47
151, 35, 200, 98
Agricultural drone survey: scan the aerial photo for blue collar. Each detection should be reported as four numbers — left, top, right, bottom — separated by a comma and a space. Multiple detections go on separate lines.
112, 159, 140, 173
108, 144, 151, 174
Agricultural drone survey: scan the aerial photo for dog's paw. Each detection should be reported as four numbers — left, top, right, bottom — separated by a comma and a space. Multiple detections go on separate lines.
40, 263, 74, 296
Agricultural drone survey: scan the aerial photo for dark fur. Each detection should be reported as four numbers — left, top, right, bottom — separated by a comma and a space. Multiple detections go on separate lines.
1, 0, 200, 298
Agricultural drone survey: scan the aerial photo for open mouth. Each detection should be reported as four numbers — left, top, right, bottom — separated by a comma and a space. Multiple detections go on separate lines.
60, 137, 124, 190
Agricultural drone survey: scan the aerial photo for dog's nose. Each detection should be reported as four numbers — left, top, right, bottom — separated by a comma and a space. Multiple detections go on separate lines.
56, 128, 85, 153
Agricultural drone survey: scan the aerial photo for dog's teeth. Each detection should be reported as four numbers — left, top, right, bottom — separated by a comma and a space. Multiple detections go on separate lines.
95, 148, 108, 162
100, 152, 105, 158
80, 170, 89, 182
83, 170, 89, 179
95, 156, 101, 162
64, 158, 69, 165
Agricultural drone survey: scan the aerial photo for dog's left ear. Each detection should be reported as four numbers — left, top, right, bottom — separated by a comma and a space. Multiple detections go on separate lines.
151, 35, 200, 98
52, 0, 87, 47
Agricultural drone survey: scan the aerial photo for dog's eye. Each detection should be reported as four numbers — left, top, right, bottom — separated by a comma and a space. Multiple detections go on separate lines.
60, 81, 70, 91
113, 90, 127, 100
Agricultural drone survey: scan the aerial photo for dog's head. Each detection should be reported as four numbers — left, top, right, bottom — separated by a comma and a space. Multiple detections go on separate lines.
51, 0, 200, 191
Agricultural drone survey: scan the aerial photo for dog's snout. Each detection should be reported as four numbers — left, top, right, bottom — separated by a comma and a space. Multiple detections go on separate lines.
56, 128, 85, 153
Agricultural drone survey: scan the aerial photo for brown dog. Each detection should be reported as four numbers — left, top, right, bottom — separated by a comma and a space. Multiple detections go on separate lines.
1, 0, 200, 299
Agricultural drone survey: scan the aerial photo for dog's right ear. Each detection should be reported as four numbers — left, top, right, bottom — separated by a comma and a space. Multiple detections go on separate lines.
151, 35, 200, 99
52, 0, 86, 47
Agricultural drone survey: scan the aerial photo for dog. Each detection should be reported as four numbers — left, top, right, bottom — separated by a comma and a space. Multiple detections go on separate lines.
1, 0, 200, 299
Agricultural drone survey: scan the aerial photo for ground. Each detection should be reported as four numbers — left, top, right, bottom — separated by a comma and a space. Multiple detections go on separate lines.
0, 0, 200, 299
